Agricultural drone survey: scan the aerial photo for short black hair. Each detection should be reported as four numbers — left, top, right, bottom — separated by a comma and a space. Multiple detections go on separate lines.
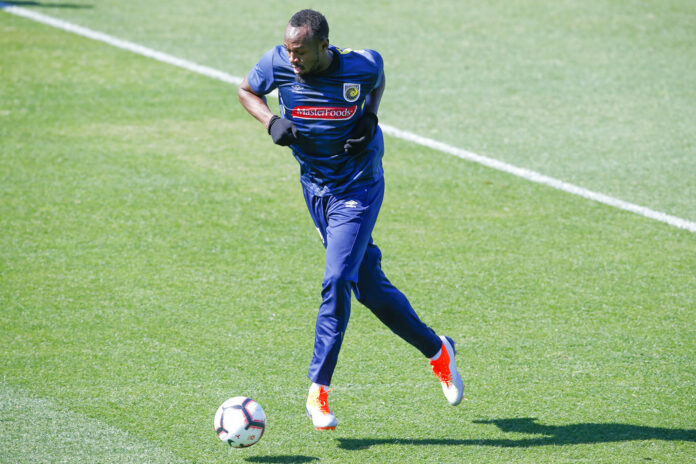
289, 9, 329, 42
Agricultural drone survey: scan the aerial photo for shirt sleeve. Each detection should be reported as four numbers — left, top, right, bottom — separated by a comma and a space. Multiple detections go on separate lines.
356, 48, 384, 92
247, 47, 277, 95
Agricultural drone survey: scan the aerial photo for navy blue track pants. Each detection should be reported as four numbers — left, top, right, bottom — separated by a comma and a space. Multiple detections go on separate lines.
303, 177, 441, 386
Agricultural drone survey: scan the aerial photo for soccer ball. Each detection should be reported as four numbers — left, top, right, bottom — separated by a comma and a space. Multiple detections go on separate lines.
214, 396, 266, 448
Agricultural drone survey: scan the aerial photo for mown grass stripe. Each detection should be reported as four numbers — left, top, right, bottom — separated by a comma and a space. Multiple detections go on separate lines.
0, 383, 192, 464
2, 1, 694, 234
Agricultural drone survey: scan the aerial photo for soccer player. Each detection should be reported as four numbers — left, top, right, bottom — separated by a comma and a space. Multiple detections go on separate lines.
238, 9, 464, 430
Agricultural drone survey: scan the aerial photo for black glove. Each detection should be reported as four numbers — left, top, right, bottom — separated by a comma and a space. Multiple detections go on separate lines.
268, 115, 300, 146
344, 112, 378, 155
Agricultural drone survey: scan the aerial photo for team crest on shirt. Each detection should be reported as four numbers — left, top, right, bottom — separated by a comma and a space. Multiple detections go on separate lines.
343, 83, 360, 102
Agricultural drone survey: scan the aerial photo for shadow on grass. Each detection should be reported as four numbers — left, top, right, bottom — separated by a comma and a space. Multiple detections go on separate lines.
1, 1, 92, 8
338, 417, 696, 450
245, 456, 319, 464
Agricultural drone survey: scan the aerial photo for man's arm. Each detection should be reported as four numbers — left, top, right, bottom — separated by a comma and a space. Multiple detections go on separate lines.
237, 75, 275, 130
344, 74, 385, 155
364, 73, 385, 115
238, 75, 300, 146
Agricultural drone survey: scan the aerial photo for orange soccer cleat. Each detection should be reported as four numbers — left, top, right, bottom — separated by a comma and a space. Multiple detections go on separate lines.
429, 335, 465, 406
306, 383, 338, 430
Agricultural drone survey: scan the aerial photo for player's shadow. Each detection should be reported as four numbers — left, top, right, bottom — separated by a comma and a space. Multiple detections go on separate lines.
338, 417, 696, 450
245, 456, 319, 464
1, 1, 92, 8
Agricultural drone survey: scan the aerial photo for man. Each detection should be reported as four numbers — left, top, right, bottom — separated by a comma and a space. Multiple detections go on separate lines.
238, 9, 464, 430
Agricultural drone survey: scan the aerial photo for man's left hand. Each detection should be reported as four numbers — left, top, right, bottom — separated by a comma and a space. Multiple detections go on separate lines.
344, 112, 378, 155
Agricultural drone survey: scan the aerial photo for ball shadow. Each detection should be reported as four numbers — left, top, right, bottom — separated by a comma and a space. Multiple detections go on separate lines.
245, 455, 319, 464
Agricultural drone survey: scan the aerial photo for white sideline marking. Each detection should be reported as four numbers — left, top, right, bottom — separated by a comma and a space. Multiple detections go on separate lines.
1, 3, 242, 85
381, 125, 696, 233
3, 4, 695, 233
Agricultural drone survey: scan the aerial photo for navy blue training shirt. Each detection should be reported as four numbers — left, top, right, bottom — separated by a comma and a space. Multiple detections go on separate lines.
247, 45, 385, 196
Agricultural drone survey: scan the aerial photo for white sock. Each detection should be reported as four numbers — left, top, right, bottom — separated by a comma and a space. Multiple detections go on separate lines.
311, 382, 329, 391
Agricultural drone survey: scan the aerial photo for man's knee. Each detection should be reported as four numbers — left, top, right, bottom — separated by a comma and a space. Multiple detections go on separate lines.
322, 265, 357, 289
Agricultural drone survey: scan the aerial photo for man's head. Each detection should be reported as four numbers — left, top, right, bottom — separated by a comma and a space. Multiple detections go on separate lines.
284, 9, 331, 76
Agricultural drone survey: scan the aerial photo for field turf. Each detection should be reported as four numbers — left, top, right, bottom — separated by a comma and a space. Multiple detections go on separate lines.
1, 2, 694, 463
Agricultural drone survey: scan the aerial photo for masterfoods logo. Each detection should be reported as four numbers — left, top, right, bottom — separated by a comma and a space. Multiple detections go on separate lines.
292, 105, 357, 120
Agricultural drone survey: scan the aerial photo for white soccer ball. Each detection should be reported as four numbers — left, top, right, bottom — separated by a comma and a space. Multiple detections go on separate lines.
214, 396, 266, 448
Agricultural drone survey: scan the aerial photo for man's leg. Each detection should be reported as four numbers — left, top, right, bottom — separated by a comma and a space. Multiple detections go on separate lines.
303, 180, 385, 429
355, 243, 441, 358
355, 240, 465, 406
307, 180, 384, 386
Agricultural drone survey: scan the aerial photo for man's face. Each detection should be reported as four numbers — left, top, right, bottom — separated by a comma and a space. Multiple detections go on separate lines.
284, 25, 327, 76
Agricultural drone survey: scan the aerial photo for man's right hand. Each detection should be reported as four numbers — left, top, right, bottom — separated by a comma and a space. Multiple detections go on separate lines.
268, 116, 300, 146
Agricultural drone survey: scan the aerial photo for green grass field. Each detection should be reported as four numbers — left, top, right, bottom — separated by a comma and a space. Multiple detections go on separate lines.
1, 2, 695, 463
